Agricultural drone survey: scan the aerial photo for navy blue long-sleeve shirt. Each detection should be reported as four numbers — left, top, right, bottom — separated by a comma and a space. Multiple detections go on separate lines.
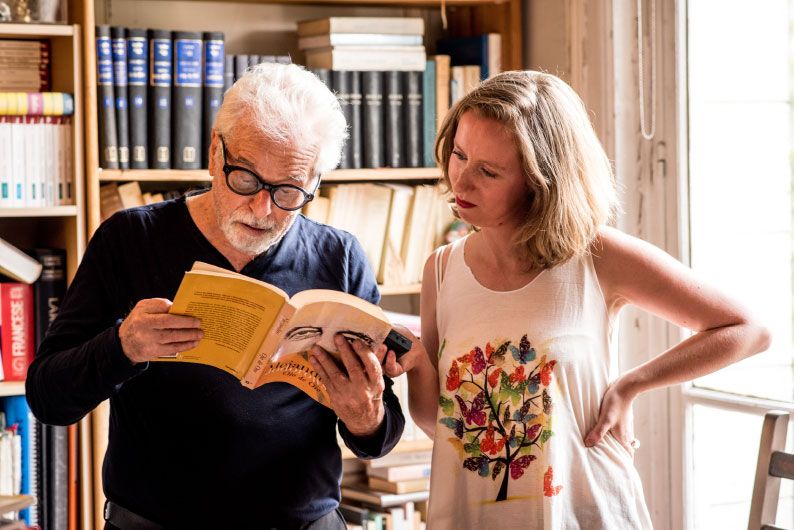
25, 196, 404, 529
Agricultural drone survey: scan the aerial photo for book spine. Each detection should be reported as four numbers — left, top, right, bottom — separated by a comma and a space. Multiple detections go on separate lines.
223, 55, 234, 95
172, 32, 203, 170
248, 54, 260, 68
32, 248, 66, 350
0, 283, 34, 381
233, 54, 248, 81
349, 71, 362, 169
0, 92, 74, 116
126, 28, 148, 169
95, 26, 118, 169
422, 60, 436, 167
384, 70, 403, 168
332, 70, 352, 169
361, 71, 383, 169
404, 71, 423, 168
240, 302, 297, 388
110, 26, 130, 169
47, 424, 68, 530
202, 32, 224, 168
148, 30, 172, 169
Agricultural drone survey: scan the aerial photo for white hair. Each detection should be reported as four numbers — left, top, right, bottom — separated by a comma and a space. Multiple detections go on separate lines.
214, 62, 347, 175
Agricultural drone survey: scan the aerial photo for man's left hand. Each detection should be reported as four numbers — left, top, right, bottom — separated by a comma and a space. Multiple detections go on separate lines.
309, 334, 386, 437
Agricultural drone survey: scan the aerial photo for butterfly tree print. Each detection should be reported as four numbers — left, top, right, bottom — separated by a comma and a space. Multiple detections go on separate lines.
439, 335, 560, 502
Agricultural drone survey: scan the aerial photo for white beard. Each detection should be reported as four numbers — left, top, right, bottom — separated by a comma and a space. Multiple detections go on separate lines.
216, 207, 294, 256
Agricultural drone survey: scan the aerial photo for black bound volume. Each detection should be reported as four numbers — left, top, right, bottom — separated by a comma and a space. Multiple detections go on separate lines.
172, 31, 203, 170
202, 32, 224, 168
95, 25, 118, 169
333, 70, 352, 169
234, 55, 249, 81
223, 55, 234, 94
110, 26, 129, 169
348, 71, 362, 169
403, 71, 423, 168
148, 29, 172, 169
384, 70, 404, 168
362, 71, 384, 169
127, 28, 148, 168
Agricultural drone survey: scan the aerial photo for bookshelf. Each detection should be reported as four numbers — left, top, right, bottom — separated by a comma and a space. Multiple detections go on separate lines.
0, 20, 86, 404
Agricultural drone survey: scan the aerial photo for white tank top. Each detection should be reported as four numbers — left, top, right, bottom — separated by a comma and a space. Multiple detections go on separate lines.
427, 235, 653, 530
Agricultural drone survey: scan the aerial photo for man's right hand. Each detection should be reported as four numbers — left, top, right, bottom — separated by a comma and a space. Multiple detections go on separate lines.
119, 298, 203, 364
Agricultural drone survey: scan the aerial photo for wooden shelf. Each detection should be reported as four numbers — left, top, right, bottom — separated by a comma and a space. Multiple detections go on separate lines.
379, 283, 421, 295
176, 0, 507, 4
0, 22, 74, 38
0, 206, 79, 218
0, 382, 25, 397
98, 167, 441, 183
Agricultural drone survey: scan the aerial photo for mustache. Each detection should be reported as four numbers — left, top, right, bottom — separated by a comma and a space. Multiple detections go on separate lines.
230, 213, 278, 230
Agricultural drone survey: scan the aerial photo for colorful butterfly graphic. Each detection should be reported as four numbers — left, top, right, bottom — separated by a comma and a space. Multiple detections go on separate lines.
543, 466, 563, 496
509, 454, 537, 479
446, 360, 461, 391
480, 425, 506, 455
541, 359, 557, 386
456, 392, 487, 426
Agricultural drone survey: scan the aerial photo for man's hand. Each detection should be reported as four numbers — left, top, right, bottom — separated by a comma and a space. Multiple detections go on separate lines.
119, 298, 203, 364
309, 334, 385, 437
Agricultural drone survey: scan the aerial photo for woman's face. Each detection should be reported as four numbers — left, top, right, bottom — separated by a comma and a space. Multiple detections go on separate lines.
447, 111, 529, 230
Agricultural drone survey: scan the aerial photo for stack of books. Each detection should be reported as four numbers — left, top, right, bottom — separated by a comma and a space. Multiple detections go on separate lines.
0, 40, 50, 93
341, 449, 431, 530
299, 17, 426, 72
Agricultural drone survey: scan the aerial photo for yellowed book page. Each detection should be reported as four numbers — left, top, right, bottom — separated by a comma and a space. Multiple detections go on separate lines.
274, 293, 391, 361
257, 351, 331, 406
160, 270, 288, 378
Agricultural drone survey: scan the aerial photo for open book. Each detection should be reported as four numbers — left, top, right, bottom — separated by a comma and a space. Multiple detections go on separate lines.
155, 261, 393, 406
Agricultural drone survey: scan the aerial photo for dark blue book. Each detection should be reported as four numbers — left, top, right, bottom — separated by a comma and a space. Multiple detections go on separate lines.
127, 28, 148, 168
148, 29, 172, 169
110, 26, 129, 168
95, 25, 118, 169
422, 59, 436, 167
202, 32, 224, 168
437, 34, 489, 80
234, 54, 249, 82
172, 31, 203, 170
1, 396, 36, 525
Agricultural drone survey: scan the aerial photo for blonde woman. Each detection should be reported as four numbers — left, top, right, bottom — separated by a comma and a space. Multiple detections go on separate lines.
384, 71, 770, 529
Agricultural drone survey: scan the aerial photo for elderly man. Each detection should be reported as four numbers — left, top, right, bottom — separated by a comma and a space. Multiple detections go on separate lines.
26, 63, 404, 530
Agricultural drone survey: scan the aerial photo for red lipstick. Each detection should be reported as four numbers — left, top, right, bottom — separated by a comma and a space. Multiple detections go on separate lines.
455, 196, 475, 209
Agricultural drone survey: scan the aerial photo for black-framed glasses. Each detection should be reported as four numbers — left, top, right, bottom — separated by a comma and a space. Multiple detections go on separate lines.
218, 135, 319, 211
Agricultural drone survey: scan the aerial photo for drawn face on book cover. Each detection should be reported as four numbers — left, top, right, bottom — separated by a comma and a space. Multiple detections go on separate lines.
280, 325, 375, 360
211, 131, 319, 256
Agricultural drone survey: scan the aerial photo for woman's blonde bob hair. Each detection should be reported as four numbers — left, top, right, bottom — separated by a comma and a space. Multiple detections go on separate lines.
436, 70, 618, 269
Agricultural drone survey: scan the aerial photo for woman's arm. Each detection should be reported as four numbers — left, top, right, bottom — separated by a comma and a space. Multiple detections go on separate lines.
585, 226, 771, 448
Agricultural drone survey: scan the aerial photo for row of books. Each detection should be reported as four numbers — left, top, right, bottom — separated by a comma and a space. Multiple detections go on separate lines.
95, 26, 225, 171
0, 116, 74, 208
98, 182, 190, 221
0, 245, 67, 381
303, 183, 453, 286
0, 396, 72, 530
0, 40, 50, 92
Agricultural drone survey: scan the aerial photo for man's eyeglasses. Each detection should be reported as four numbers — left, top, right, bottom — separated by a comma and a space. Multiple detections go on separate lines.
218, 135, 319, 211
